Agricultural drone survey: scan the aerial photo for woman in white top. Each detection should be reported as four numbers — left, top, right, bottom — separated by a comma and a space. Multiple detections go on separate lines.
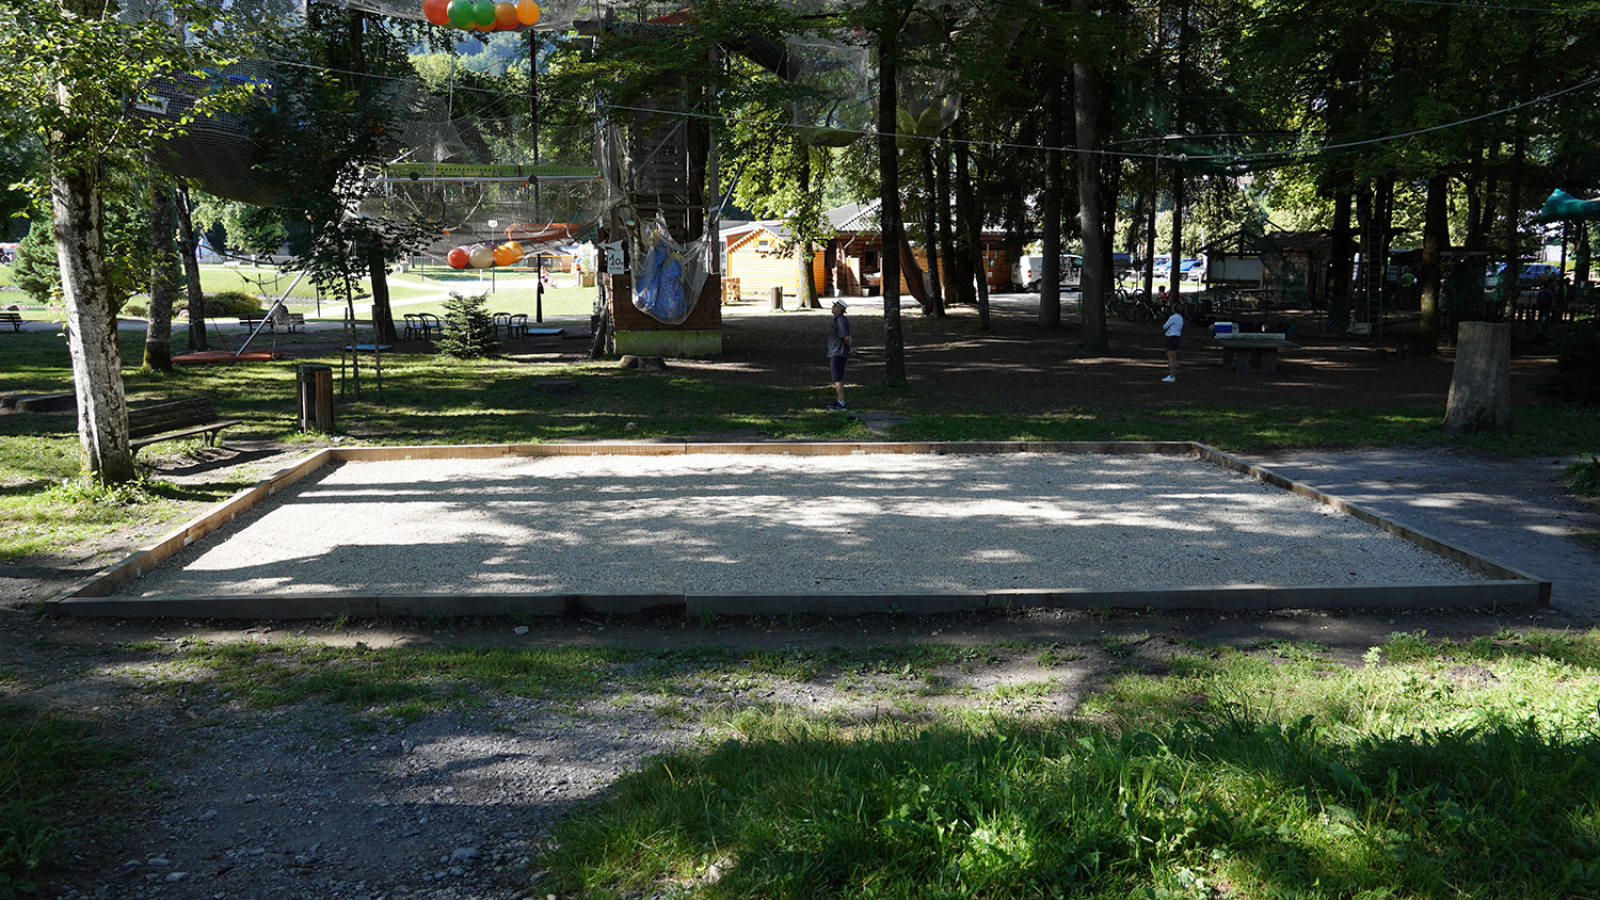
1161, 303, 1183, 382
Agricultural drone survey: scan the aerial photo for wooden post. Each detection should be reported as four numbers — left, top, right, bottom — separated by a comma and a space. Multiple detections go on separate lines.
298, 364, 335, 432
1444, 321, 1514, 435
770, 285, 783, 310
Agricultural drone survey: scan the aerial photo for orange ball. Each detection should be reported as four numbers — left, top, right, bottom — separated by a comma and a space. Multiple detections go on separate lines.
422, 0, 449, 24
494, 0, 518, 29
492, 243, 521, 266
446, 246, 470, 269
515, 0, 540, 25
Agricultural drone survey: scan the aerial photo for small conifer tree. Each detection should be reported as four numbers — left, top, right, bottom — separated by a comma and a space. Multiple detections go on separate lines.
438, 291, 498, 358
11, 219, 60, 304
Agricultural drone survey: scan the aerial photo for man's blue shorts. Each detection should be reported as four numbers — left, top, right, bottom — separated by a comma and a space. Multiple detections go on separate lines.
830, 355, 847, 382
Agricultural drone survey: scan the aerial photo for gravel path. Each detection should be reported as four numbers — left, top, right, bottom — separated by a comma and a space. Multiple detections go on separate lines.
114, 452, 1487, 599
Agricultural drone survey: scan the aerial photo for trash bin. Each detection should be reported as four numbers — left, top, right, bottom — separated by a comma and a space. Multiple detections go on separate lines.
297, 364, 334, 432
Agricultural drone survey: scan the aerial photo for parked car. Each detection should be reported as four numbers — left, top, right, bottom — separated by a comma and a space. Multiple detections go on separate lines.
1178, 257, 1206, 282
1150, 256, 1173, 277
1013, 254, 1084, 291
1111, 252, 1133, 272
1485, 262, 1561, 290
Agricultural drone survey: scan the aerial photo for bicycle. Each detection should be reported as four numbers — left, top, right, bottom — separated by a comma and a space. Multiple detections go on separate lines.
1119, 290, 1161, 324
1103, 288, 1134, 319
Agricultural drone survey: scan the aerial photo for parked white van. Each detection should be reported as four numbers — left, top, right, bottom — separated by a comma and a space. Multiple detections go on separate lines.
1013, 254, 1083, 291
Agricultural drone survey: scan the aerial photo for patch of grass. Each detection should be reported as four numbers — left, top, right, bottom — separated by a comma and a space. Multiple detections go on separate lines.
1564, 454, 1600, 495
538, 629, 1600, 900
1035, 646, 1084, 667
0, 707, 128, 895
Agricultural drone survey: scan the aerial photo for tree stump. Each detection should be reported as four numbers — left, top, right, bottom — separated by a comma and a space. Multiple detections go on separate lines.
1444, 321, 1514, 435
618, 355, 668, 371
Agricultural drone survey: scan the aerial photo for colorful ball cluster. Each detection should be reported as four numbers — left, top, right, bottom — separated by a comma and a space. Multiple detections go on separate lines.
424, 0, 538, 30
445, 241, 526, 270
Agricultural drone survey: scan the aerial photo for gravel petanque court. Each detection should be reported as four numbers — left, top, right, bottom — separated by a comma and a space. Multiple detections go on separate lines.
111, 451, 1490, 601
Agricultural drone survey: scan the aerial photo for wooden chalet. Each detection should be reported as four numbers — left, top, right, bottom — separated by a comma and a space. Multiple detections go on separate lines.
722, 202, 1011, 301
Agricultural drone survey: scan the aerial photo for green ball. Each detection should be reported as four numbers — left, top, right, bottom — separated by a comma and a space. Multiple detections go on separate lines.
446, 0, 474, 27
472, 0, 496, 26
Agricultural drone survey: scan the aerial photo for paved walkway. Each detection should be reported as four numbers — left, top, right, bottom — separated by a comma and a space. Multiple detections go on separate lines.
1243, 447, 1600, 622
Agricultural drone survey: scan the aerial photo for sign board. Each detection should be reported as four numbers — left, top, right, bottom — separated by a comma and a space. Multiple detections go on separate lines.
599, 240, 626, 274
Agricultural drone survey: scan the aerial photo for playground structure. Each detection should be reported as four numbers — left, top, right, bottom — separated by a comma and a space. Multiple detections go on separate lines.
139, 0, 892, 360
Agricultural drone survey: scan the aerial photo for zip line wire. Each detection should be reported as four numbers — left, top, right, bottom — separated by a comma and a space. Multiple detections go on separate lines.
257, 46, 1600, 168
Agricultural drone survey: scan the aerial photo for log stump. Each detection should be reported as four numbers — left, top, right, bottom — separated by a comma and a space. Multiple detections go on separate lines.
1444, 321, 1514, 435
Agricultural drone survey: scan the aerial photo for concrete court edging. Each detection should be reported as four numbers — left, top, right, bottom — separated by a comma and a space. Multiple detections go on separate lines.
44, 441, 1551, 619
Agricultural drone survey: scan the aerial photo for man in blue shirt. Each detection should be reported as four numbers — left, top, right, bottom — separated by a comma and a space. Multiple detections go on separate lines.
827, 300, 853, 410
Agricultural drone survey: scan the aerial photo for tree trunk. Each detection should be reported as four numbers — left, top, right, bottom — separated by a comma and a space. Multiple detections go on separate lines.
918, 143, 945, 316
1143, 160, 1158, 301
1444, 321, 1514, 435
1169, 169, 1184, 298
797, 147, 820, 309
936, 137, 959, 307
955, 130, 990, 330
1072, 22, 1109, 353
1329, 187, 1353, 306
368, 245, 397, 344
878, 13, 906, 384
177, 185, 208, 351
1039, 68, 1063, 328
1576, 220, 1591, 288
1416, 173, 1446, 355
53, 163, 136, 485
1500, 132, 1526, 318
1168, 0, 1189, 300
144, 174, 178, 372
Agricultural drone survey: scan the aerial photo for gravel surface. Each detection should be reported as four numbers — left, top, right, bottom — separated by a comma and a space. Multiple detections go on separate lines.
115, 452, 1487, 599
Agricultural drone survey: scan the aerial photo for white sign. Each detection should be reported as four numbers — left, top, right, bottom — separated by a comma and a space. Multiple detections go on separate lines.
599, 240, 627, 274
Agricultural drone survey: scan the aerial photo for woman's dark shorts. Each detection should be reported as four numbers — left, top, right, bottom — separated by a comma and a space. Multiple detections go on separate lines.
1164, 336, 1182, 351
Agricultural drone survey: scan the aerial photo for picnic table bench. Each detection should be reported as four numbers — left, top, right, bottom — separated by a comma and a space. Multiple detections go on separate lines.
128, 398, 243, 451
1211, 334, 1302, 374
0, 312, 24, 332
239, 312, 305, 333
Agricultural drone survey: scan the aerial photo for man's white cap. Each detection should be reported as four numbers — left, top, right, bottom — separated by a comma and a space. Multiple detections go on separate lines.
832, 299, 847, 309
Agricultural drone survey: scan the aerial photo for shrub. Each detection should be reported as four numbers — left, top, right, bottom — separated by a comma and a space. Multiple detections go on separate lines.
174, 291, 263, 318
10, 221, 58, 304
1566, 455, 1600, 495
437, 291, 498, 359
1535, 319, 1600, 405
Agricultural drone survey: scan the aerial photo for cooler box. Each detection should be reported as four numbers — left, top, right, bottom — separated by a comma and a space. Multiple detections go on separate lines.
1213, 322, 1234, 336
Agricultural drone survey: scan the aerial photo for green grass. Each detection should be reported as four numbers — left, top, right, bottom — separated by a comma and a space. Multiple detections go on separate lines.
24, 616, 1600, 899
535, 629, 1600, 900
0, 707, 128, 897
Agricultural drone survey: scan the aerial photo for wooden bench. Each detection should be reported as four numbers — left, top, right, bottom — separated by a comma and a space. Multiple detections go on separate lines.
0, 312, 24, 332
128, 399, 243, 451
239, 312, 305, 333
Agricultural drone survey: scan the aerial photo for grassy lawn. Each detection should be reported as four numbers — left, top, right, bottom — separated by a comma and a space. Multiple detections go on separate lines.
94, 627, 1600, 899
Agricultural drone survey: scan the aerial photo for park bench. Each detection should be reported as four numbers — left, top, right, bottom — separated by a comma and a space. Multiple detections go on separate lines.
239, 312, 305, 333
0, 312, 24, 332
127, 398, 243, 451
